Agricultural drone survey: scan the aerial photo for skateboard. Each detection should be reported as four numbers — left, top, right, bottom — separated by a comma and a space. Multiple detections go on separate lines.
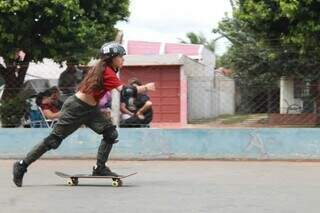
55, 171, 137, 187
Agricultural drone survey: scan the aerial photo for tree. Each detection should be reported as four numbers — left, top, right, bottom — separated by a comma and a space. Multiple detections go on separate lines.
215, 0, 320, 82
229, 0, 235, 12
214, 0, 320, 114
0, 0, 129, 126
180, 32, 215, 52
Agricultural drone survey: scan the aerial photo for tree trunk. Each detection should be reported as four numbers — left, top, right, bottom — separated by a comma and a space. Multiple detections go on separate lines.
1, 61, 30, 100
0, 58, 30, 127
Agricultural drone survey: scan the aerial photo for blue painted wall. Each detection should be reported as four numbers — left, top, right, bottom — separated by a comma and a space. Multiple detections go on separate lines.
1, 128, 320, 160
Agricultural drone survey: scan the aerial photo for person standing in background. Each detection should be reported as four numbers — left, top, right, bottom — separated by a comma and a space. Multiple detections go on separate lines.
58, 59, 84, 102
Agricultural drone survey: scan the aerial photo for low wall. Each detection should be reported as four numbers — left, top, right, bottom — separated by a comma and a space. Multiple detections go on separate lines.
269, 113, 318, 126
1, 128, 320, 160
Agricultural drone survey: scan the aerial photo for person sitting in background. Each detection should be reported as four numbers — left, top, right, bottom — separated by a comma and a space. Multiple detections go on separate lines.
36, 90, 61, 120
120, 78, 153, 127
48, 86, 63, 110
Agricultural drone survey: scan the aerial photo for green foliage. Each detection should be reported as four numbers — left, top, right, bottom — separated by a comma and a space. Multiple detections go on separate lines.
216, 0, 320, 84
0, 96, 29, 127
180, 32, 215, 52
0, 0, 130, 126
0, 0, 130, 64
0, 75, 4, 86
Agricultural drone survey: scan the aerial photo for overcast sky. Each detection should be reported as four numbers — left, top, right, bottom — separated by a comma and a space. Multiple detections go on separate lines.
116, 0, 233, 55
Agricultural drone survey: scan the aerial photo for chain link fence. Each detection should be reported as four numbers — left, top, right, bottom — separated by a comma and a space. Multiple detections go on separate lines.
0, 64, 319, 128
188, 76, 320, 127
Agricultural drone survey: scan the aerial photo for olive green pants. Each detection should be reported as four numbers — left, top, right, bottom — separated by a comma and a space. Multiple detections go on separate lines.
24, 95, 114, 167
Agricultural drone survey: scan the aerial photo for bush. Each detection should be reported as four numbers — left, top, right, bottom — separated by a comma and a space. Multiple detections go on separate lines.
0, 97, 29, 127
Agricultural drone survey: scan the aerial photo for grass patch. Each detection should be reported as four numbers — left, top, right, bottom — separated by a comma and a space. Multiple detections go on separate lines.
190, 114, 264, 125
220, 114, 250, 124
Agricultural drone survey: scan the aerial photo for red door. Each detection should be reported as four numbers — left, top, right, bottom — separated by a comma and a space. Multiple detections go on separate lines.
121, 65, 181, 122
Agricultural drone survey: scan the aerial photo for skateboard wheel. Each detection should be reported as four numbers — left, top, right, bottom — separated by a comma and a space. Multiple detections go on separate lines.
112, 180, 119, 187
68, 178, 78, 186
72, 178, 79, 186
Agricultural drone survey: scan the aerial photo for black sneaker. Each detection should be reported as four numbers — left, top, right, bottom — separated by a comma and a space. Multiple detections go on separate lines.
13, 160, 28, 187
92, 165, 119, 177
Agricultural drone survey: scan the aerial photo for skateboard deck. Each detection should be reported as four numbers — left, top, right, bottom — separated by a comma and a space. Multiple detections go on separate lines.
55, 171, 137, 187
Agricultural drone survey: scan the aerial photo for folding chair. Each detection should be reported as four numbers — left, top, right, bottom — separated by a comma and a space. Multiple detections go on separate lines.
37, 106, 57, 128
24, 98, 56, 128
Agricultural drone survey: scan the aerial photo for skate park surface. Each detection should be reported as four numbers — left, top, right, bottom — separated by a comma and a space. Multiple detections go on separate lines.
2, 159, 320, 213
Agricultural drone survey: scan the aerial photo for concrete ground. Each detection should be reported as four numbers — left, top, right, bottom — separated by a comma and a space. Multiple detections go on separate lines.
1, 160, 320, 213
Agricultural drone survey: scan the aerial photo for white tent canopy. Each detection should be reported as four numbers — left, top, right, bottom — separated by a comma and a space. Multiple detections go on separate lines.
25, 58, 66, 81
23, 59, 67, 97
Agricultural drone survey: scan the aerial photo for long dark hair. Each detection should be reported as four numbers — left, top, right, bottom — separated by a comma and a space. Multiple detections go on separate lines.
78, 55, 112, 94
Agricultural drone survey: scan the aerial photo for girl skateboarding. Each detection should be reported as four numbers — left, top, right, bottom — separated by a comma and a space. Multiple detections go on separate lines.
13, 42, 155, 187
